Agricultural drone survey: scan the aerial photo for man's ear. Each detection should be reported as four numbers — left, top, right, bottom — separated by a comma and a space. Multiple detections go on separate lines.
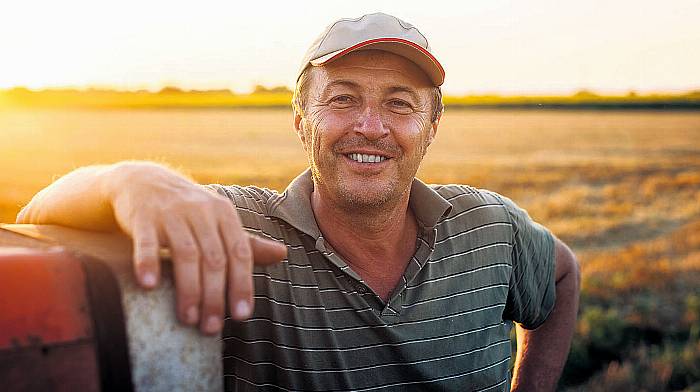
426, 113, 441, 146
294, 112, 307, 147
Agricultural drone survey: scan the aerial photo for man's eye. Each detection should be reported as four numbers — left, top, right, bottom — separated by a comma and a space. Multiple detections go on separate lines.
388, 99, 413, 112
331, 95, 354, 105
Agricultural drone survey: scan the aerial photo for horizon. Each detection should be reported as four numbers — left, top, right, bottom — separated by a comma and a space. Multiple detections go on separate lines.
2, 1, 699, 95
2, 85, 700, 97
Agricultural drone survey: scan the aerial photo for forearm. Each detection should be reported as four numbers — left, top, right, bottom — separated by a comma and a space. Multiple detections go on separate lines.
17, 164, 120, 231
511, 242, 580, 391
18, 161, 212, 232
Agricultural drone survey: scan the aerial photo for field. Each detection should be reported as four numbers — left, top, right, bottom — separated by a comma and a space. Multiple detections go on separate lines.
1, 107, 700, 390
2, 87, 699, 110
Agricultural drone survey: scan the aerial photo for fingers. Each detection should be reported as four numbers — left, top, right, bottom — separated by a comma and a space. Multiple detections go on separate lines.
189, 213, 228, 335
220, 217, 289, 322
132, 219, 161, 289
219, 211, 254, 322
129, 193, 287, 336
162, 215, 202, 327
249, 234, 288, 265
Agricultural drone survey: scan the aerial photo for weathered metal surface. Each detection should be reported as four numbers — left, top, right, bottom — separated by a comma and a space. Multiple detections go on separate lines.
0, 224, 223, 392
0, 247, 102, 391
0, 341, 101, 392
0, 247, 93, 348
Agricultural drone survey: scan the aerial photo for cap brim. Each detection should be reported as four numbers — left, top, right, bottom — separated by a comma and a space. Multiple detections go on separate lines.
310, 38, 445, 86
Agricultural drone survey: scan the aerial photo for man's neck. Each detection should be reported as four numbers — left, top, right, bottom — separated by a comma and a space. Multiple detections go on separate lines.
310, 186, 418, 300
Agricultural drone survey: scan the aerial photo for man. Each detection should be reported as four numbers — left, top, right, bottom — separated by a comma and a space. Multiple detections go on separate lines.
18, 13, 579, 391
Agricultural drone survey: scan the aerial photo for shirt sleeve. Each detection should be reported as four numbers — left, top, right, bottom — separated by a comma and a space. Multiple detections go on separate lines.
493, 193, 556, 330
202, 184, 286, 242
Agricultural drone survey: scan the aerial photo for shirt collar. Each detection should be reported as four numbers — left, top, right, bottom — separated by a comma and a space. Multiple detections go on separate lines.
268, 169, 453, 238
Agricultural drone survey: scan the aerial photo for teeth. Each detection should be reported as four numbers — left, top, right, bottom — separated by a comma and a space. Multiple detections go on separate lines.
347, 153, 387, 163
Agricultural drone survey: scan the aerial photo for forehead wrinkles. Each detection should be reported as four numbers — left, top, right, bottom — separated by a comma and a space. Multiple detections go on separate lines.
314, 68, 430, 105
315, 50, 431, 90
326, 64, 416, 79
340, 49, 424, 72
324, 62, 429, 87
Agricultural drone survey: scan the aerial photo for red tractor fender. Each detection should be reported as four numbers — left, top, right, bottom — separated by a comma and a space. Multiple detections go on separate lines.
0, 225, 222, 392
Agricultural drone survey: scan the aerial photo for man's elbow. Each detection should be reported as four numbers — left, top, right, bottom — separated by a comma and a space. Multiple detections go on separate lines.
554, 238, 580, 291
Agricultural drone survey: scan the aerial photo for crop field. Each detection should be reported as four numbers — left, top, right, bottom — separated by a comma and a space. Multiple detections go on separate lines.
1, 107, 699, 390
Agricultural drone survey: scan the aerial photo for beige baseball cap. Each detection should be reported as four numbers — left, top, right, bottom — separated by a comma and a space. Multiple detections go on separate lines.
298, 12, 445, 86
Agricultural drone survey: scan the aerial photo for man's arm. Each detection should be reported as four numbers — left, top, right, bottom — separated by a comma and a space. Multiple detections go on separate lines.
17, 161, 286, 335
510, 238, 580, 391
17, 164, 121, 231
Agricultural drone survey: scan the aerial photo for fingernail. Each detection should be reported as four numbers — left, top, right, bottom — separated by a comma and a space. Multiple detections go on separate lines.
204, 315, 222, 334
235, 301, 251, 318
185, 306, 199, 324
141, 272, 157, 287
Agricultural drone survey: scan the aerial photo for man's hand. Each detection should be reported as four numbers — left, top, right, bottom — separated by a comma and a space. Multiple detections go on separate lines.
17, 161, 287, 335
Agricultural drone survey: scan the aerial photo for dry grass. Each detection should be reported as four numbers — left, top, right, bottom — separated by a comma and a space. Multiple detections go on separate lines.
1, 107, 699, 389
2, 108, 699, 246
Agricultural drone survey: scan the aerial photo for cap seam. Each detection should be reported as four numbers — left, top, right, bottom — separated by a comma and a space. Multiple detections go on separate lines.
314, 13, 370, 60
395, 19, 428, 48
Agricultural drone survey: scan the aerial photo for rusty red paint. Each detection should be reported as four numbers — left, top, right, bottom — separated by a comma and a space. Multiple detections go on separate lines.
0, 247, 94, 349
0, 341, 100, 391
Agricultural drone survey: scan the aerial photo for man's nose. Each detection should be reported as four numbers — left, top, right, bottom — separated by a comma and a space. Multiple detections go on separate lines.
354, 105, 389, 140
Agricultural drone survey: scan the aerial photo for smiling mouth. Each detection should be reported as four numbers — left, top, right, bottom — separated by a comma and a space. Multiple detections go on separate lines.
345, 153, 389, 163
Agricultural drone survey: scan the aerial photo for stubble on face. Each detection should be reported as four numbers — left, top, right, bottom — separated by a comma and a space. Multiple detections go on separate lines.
298, 51, 436, 213
305, 123, 409, 210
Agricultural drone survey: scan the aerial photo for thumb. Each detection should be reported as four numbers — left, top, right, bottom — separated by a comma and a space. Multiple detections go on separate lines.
248, 234, 287, 265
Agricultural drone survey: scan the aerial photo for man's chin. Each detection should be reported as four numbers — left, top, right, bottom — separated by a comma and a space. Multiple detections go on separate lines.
335, 180, 400, 210
312, 163, 407, 210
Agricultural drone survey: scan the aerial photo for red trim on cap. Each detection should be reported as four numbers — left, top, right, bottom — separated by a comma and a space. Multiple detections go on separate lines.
319, 37, 445, 81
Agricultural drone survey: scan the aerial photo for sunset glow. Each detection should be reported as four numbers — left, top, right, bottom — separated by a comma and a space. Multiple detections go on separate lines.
1, 0, 699, 95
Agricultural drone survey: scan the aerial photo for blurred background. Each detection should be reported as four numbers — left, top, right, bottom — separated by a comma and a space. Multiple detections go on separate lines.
1, 1, 699, 390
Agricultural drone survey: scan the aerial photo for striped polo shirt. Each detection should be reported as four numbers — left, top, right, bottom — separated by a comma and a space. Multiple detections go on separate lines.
211, 169, 556, 392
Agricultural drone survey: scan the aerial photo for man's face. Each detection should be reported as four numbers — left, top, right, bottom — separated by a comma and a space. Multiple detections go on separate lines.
294, 50, 439, 210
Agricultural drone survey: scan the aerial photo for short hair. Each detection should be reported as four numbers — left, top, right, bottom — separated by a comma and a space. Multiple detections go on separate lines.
292, 66, 444, 123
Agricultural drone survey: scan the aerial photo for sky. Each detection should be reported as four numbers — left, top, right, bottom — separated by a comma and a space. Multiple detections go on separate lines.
1, 0, 698, 95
